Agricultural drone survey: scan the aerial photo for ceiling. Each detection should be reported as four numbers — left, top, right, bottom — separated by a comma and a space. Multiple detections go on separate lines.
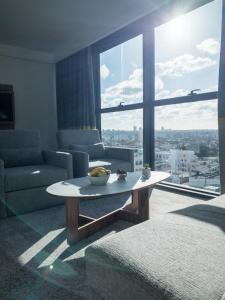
0, 0, 169, 61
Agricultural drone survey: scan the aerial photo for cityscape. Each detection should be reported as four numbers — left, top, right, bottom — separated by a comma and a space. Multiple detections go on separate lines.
102, 126, 220, 192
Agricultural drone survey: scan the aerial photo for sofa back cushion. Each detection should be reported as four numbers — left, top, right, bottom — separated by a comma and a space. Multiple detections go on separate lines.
0, 130, 43, 167
70, 142, 105, 159
0, 148, 43, 168
57, 129, 101, 149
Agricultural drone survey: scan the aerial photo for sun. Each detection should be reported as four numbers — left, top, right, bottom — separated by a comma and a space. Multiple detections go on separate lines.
166, 16, 186, 39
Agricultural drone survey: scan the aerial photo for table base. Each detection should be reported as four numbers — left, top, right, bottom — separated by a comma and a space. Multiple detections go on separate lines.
66, 187, 153, 245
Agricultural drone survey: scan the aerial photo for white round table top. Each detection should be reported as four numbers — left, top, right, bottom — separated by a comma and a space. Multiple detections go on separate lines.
47, 171, 170, 199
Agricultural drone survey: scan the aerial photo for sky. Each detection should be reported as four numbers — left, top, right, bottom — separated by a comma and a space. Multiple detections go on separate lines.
100, 0, 222, 131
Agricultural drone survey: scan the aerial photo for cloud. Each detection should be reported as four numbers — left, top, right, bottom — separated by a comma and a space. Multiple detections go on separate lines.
101, 68, 218, 130
201, 84, 218, 93
102, 109, 143, 130
131, 61, 138, 69
101, 63, 202, 107
155, 77, 164, 91
101, 68, 143, 108
157, 101, 216, 119
156, 54, 216, 77
155, 100, 218, 130
196, 38, 220, 55
128, 68, 143, 82
156, 88, 188, 100
100, 64, 110, 79
102, 97, 218, 131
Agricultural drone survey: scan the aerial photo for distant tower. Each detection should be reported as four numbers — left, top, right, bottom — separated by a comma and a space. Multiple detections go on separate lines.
133, 126, 138, 142
138, 127, 143, 144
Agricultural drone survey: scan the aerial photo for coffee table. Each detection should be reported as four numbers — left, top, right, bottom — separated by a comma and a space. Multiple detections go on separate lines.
47, 171, 169, 244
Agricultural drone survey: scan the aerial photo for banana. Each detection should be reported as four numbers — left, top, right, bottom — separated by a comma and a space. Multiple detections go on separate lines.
90, 167, 111, 177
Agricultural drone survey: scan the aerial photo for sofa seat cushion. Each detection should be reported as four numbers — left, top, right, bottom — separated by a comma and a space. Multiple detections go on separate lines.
89, 159, 132, 172
5, 164, 68, 192
86, 197, 225, 300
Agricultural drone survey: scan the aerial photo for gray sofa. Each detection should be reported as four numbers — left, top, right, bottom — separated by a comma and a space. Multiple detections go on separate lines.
57, 129, 135, 178
0, 130, 73, 218
86, 195, 225, 300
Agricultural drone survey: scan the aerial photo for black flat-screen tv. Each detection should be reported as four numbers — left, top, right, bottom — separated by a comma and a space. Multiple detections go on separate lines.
0, 91, 14, 122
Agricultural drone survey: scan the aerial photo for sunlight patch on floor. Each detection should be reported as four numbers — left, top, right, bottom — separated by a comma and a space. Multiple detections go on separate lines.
38, 239, 69, 268
18, 228, 65, 266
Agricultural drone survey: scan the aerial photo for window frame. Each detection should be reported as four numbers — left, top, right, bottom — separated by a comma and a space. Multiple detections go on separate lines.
93, 0, 222, 197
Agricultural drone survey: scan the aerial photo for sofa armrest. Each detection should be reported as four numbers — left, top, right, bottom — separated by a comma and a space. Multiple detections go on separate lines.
105, 147, 135, 171
60, 149, 89, 178
43, 150, 73, 179
0, 159, 6, 218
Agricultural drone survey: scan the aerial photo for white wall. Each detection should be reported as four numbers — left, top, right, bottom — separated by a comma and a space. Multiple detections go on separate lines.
0, 53, 57, 148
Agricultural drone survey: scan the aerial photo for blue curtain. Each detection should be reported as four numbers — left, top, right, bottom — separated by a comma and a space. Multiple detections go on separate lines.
56, 47, 96, 129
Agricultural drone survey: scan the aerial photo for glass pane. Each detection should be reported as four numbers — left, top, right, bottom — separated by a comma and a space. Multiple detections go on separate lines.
100, 35, 143, 108
101, 109, 143, 171
155, 0, 222, 100
155, 100, 220, 192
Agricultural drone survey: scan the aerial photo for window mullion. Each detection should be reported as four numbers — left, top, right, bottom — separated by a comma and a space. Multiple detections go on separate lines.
154, 91, 218, 107
143, 29, 155, 168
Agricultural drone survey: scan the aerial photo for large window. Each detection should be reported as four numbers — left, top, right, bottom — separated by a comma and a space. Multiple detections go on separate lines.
101, 110, 143, 170
154, 0, 222, 192
155, 100, 220, 192
100, 35, 143, 171
98, 0, 223, 194
100, 35, 143, 108
155, 0, 221, 100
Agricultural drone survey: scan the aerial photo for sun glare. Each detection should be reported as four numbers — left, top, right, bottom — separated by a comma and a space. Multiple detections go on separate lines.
166, 16, 186, 39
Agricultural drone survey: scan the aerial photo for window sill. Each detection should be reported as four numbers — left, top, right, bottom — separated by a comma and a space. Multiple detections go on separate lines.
156, 181, 220, 200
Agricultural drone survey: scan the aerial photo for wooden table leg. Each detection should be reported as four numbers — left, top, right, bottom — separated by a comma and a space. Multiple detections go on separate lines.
65, 197, 121, 245
65, 197, 80, 245
137, 188, 152, 222
65, 188, 153, 244
120, 187, 153, 223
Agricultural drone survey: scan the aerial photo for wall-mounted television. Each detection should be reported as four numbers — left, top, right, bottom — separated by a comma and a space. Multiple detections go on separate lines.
0, 84, 14, 129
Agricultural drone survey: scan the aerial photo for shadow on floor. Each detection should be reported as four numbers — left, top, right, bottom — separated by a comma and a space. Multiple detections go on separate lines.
170, 203, 225, 233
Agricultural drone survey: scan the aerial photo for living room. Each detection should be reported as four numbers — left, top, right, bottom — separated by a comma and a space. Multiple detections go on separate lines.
0, 0, 225, 299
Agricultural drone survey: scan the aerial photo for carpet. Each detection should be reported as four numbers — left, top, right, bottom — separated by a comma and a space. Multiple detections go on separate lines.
0, 189, 206, 300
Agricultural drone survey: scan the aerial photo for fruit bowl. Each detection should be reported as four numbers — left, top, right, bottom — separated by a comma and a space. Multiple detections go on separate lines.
88, 167, 111, 186
88, 174, 110, 186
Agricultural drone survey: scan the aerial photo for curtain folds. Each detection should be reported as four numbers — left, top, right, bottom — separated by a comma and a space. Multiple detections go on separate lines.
56, 47, 96, 129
